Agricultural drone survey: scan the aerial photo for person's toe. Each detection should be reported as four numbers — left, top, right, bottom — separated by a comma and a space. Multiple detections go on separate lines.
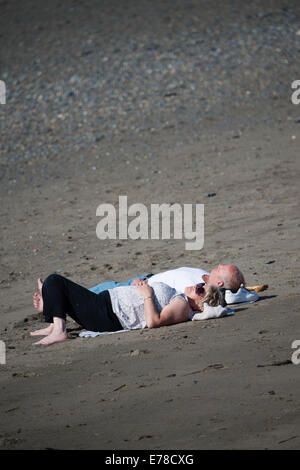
38, 278, 43, 292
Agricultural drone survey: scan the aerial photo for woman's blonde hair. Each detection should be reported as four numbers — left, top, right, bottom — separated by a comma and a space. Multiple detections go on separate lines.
198, 284, 223, 309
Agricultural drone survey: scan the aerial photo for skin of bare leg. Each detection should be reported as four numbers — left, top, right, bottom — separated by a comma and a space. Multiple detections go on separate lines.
33, 317, 68, 346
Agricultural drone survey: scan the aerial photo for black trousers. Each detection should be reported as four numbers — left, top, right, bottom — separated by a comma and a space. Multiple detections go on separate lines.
42, 274, 123, 332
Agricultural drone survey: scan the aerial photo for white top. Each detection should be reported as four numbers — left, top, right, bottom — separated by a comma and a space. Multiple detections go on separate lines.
148, 267, 209, 293
108, 282, 191, 330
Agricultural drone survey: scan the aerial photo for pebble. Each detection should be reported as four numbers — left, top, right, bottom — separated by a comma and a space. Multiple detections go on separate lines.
0, 2, 298, 184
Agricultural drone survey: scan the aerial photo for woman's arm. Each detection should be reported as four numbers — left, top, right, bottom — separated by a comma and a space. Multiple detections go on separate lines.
135, 282, 160, 328
151, 297, 190, 328
144, 297, 190, 328
142, 296, 161, 328
130, 278, 144, 286
136, 282, 190, 328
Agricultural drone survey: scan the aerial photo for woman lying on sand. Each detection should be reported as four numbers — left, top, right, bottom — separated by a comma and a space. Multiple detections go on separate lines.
30, 274, 223, 346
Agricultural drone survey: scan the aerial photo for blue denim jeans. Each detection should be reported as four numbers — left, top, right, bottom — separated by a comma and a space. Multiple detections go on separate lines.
89, 274, 151, 294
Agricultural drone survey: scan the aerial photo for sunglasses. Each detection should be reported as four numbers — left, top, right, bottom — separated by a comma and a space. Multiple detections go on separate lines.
195, 283, 205, 295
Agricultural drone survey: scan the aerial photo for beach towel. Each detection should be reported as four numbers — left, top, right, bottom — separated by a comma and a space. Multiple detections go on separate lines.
79, 329, 131, 338
78, 305, 235, 337
191, 303, 234, 321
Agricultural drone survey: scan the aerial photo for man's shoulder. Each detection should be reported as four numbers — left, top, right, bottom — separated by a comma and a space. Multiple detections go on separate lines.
170, 267, 209, 274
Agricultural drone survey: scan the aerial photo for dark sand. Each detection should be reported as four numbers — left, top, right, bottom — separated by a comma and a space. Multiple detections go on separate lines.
0, 0, 299, 449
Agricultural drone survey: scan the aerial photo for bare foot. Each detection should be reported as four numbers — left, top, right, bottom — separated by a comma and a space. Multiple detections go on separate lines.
30, 323, 53, 337
33, 331, 68, 346
38, 277, 43, 294
33, 292, 43, 313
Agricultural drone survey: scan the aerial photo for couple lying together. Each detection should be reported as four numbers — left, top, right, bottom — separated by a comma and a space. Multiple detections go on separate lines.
31, 265, 257, 346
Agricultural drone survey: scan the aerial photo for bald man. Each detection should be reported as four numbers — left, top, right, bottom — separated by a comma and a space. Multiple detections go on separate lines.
90, 265, 258, 304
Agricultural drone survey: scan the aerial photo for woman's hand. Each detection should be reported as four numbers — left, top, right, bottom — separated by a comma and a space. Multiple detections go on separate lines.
136, 280, 153, 298
130, 278, 144, 286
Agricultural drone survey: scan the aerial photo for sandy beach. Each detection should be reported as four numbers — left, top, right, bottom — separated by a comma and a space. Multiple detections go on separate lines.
0, 0, 300, 450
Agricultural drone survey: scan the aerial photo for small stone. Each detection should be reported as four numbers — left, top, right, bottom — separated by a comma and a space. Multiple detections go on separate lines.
130, 349, 140, 356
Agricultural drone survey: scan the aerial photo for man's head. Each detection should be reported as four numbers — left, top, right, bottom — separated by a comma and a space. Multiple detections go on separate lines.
204, 265, 245, 293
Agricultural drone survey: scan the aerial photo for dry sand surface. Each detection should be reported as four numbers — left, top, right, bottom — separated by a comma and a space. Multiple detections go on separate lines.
0, 0, 300, 450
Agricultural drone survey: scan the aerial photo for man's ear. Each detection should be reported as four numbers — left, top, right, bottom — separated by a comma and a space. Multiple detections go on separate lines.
218, 281, 224, 287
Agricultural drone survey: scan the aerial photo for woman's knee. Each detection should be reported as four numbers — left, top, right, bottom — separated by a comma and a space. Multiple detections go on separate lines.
43, 273, 65, 288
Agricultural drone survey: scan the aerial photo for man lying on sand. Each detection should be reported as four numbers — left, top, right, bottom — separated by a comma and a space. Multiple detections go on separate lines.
89, 265, 259, 304
31, 275, 223, 346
